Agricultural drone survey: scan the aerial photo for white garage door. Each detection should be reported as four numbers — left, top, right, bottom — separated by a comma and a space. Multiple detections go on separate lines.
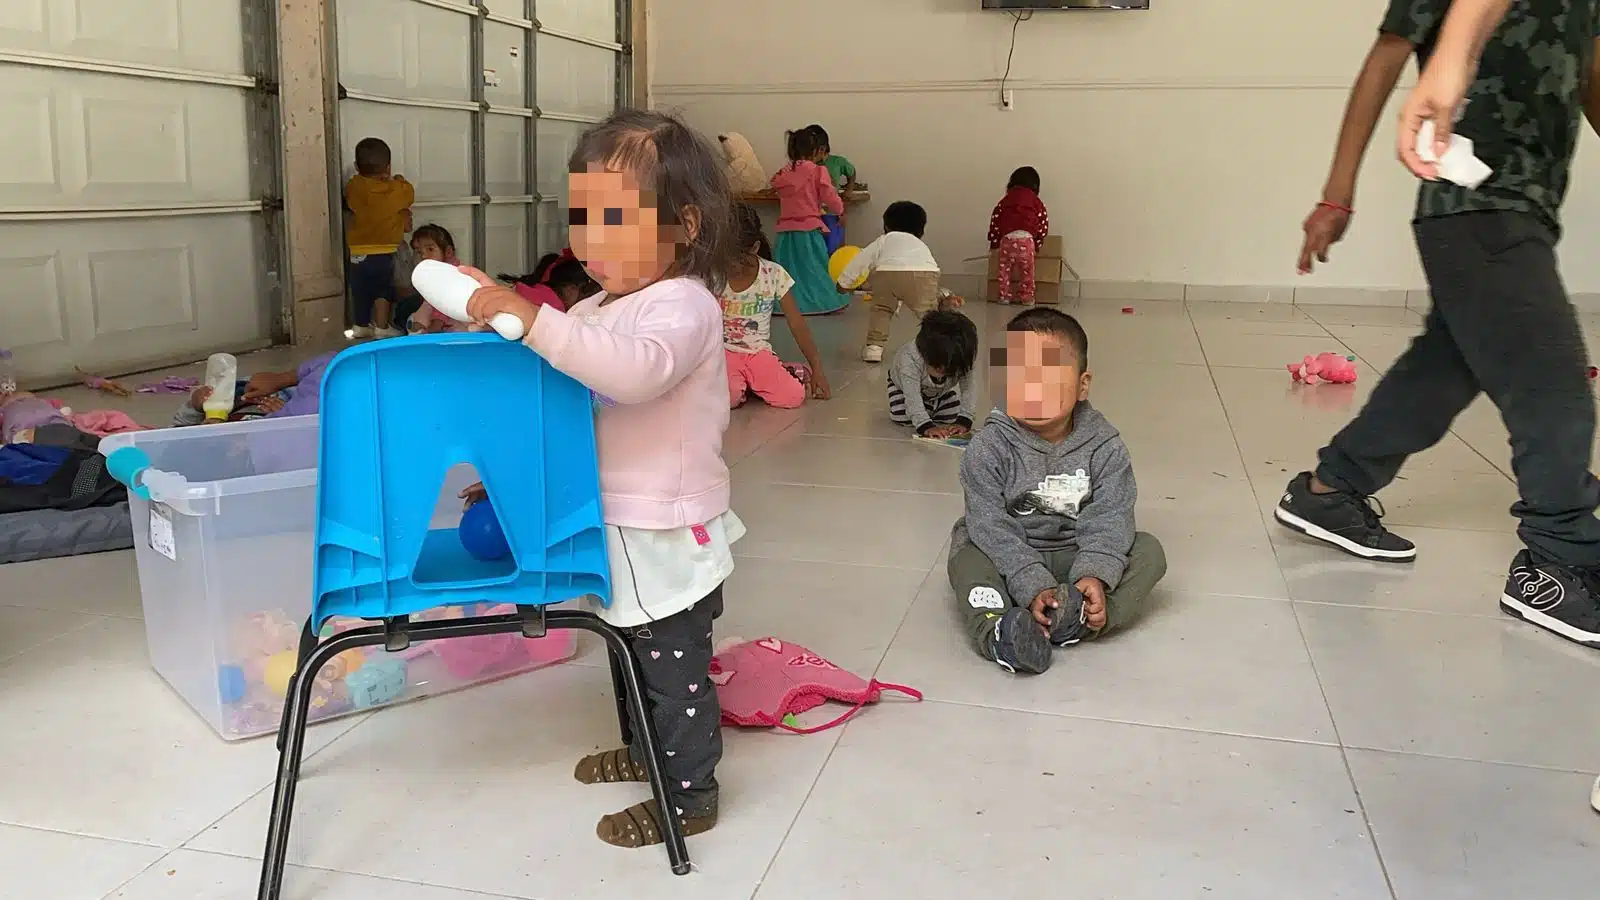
0, 0, 283, 385
535, 0, 627, 253
336, 0, 627, 286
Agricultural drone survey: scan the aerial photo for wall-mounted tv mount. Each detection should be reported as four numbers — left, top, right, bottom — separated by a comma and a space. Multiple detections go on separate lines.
982, 1, 1150, 9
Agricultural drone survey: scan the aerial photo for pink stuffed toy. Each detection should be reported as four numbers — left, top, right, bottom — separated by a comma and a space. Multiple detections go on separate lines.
1288, 353, 1358, 385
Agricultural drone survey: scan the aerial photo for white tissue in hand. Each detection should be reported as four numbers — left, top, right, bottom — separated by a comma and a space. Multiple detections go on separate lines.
1416, 121, 1493, 190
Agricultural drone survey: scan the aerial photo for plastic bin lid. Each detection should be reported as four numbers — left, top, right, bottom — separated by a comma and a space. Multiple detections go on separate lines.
101, 415, 320, 509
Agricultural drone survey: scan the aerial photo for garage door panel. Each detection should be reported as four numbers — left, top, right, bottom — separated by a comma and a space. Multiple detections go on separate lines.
484, 113, 528, 196
485, 204, 527, 277
87, 245, 195, 334
537, 37, 616, 117
539, 0, 616, 44
341, 101, 473, 200
0, 0, 247, 75
0, 68, 251, 207
0, 252, 67, 349
482, 21, 528, 109
536, 118, 584, 196
0, 214, 268, 380
339, 0, 471, 101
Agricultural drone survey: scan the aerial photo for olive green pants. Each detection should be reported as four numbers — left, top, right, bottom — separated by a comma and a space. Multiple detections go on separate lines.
947, 533, 1167, 661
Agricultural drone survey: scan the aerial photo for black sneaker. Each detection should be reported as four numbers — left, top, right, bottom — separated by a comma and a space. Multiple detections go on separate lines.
1499, 551, 1600, 648
1046, 584, 1091, 646
1273, 473, 1416, 562
989, 607, 1052, 675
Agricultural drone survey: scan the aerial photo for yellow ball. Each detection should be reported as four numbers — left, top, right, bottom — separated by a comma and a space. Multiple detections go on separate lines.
263, 651, 298, 697
829, 246, 866, 289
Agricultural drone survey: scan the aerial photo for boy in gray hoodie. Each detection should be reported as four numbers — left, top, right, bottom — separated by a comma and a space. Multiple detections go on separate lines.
949, 308, 1167, 674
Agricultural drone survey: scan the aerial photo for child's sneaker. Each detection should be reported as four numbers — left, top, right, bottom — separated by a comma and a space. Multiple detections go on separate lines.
374, 325, 405, 338
1046, 584, 1090, 646
348, 325, 374, 339
862, 345, 884, 363
989, 607, 1051, 675
782, 362, 812, 391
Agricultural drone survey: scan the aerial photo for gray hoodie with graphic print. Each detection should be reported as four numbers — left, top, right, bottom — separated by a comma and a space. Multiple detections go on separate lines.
950, 404, 1137, 605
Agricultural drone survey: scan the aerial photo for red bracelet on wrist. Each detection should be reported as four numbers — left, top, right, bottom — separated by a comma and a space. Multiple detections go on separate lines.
1317, 200, 1354, 215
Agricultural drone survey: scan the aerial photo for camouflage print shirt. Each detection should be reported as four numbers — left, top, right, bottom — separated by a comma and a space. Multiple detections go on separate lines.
1381, 0, 1600, 234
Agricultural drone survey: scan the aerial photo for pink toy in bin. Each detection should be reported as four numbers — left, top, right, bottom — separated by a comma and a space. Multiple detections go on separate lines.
427, 603, 576, 679
1287, 353, 1358, 385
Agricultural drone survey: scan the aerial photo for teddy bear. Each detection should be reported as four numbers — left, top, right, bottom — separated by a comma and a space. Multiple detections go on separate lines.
1287, 353, 1358, 385
718, 132, 767, 196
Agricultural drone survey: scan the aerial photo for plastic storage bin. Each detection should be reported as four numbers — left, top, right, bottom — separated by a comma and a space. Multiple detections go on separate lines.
100, 416, 577, 740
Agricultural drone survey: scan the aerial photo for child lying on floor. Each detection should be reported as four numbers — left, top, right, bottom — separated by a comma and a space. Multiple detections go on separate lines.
0, 391, 88, 448
171, 353, 334, 426
948, 308, 1166, 675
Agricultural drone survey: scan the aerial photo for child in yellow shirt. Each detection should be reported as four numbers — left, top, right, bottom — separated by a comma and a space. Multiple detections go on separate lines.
344, 137, 415, 337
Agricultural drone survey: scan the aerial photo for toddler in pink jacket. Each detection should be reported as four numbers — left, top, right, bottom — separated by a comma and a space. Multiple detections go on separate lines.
457, 110, 740, 851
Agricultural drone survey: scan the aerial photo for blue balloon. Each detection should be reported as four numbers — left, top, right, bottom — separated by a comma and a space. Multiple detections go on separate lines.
460, 500, 510, 561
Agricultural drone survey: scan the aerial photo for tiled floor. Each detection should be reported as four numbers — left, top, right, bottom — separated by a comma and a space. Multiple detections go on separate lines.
3, 299, 1599, 899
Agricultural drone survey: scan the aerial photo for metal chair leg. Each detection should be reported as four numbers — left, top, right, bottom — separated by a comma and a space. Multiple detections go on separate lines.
258, 612, 692, 898
608, 645, 635, 747
258, 629, 384, 900
275, 619, 318, 753
591, 621, 690, 875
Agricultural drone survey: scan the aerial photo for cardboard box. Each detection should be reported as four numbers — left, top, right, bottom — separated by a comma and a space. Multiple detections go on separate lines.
985, 234, 1067, 304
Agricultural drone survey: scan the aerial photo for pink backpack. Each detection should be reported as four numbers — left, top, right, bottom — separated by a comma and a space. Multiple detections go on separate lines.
711, 637, 921, 734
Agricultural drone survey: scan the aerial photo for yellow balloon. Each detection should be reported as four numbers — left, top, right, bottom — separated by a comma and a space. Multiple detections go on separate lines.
829, 246, 866, 289
263, 651, 298, 697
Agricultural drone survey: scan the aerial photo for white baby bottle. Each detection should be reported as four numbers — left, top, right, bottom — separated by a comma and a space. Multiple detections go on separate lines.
409, 259, 527, 340
201, 352, 238, 423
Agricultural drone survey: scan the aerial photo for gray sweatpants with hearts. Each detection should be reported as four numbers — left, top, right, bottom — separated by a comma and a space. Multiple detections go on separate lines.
623, 584, 723, 816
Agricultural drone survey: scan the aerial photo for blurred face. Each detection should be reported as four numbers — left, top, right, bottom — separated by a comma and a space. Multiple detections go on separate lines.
1000, 331, 1090, 434
568, 165, 695, 296
411, 236, 447, 263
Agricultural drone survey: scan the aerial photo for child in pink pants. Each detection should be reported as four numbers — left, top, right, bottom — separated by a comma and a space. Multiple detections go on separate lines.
722, 203, 831, 409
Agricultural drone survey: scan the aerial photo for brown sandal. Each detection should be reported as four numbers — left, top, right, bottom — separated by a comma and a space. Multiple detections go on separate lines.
573, 747, 649, 785
596, 798, 718, 848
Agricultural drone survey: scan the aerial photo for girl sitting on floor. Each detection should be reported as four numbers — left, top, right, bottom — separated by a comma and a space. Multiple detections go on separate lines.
722, 203, 831, 408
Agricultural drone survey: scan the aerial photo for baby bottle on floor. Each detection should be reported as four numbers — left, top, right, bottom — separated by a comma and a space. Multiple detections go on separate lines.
202, 353, 238, 422
0, 347, 16, 395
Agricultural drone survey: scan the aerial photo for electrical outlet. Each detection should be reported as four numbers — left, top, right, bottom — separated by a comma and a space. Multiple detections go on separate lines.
1001, 89, 1015, 111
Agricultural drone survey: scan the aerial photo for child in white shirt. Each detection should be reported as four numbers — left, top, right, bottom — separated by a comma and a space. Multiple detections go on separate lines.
837, 201, 945, 363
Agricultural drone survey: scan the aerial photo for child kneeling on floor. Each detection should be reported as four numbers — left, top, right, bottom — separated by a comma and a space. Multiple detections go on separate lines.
889, 310, 978, 439
455, 109, 738, 849
722, 202, 831, 407
948, 308, 1166, 674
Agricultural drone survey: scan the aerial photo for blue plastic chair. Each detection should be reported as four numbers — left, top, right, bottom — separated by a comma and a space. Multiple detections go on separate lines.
257, 335, 692, 900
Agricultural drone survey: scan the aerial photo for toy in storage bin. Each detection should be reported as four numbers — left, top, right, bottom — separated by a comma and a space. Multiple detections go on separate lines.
100, 416, 577, 740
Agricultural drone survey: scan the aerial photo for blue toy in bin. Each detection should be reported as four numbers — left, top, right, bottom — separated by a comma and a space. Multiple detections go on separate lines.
258, 333, 695, 900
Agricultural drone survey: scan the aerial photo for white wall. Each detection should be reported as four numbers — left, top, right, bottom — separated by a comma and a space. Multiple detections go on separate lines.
652, 0, 1600, 298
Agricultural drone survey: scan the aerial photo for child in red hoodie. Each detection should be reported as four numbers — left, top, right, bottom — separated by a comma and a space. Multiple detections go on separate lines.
987, 167, 1050, 305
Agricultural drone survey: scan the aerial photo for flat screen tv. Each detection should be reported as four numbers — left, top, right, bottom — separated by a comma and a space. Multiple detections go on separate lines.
983, 0, 1149, 8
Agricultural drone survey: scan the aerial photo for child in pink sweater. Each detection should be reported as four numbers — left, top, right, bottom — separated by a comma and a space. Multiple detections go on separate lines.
457, 109, 739, 851
770, 128, 846, 315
